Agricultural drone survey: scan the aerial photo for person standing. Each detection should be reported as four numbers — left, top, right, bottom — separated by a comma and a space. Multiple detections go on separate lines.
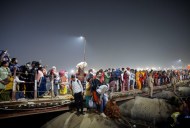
50, 66, 60, 97
147, 73, 154, 98
26, 61, 37, 99
70, 75, 84, 115
76, 67, 86, 91
104, 69, 111, 85
37, 67, 47, 97
130, 69, 135, 90
0, 61, 11, 89
126, 67, 131, 90
85, 76, 92, 110
136, 71, 141, 90
9, 58, 19, 75
170, 71, 177, 93
0, 61, 11, 101
115, 68, 121, 92
59, 70, 68, 95
122, 70, 128, 91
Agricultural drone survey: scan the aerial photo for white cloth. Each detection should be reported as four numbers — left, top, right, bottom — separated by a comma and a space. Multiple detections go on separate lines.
52, 66, 56, 69
37, 70, 44, 82
126, 70, 131, 80
96, 85, 108, 94
71, 79, 83, 94
15, 76, 25, 83
121, 73, 124, 81
96, 85, 108, 100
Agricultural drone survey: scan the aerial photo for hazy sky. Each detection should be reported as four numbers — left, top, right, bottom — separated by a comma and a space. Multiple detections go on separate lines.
0, 0, 190, 71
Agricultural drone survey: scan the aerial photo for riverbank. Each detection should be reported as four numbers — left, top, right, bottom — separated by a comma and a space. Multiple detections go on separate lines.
40, 80, 190, 128
1, 80, 190, 128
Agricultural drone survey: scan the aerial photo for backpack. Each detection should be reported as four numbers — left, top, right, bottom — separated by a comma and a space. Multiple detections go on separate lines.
70, 79, 80, 86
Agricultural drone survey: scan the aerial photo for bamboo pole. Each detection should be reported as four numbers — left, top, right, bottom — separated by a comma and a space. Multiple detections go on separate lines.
34, 70, 37, 99
51, 74, 54, 99
12, 68, 16, 101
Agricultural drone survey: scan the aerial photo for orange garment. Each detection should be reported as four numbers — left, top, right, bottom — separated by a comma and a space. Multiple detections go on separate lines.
139, 73, 143, 90
136, 72, 139, 81
60, 76, 67, 82
140, 72, 145, 86
92, 91, 99, 104
136, 72, 141, 90
141, 72, 145, 77
137, 81, 141, 90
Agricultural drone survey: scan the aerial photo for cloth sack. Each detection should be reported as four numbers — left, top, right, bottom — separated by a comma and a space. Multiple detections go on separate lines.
89, 97, 96, 108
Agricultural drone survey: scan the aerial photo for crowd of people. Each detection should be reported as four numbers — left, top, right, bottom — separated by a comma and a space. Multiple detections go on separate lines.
0, 50, 190, 119
0, 60, 71, 100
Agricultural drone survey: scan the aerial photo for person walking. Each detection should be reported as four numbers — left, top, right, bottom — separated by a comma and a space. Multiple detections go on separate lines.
70, 74, 84, 115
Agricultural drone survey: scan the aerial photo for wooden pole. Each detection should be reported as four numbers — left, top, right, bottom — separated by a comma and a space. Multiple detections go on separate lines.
51, 74, 54, 99
12, 68, 16, 101
34, 70, 37, 99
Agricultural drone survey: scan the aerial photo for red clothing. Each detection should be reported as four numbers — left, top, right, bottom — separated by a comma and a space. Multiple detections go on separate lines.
92, 91, 99, 104
154, 73, 159, 79
154, 73, 159, 86
122, 72, 129, 91
123, 72, 129, 80
100, 72, 105, 83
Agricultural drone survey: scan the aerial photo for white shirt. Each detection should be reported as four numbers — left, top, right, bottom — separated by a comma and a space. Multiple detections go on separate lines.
71, 79, 83, 94
121, 72, 124, 81
15, 76, 25, 83
126, 70, 131, 80
130, 73, 135, 80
